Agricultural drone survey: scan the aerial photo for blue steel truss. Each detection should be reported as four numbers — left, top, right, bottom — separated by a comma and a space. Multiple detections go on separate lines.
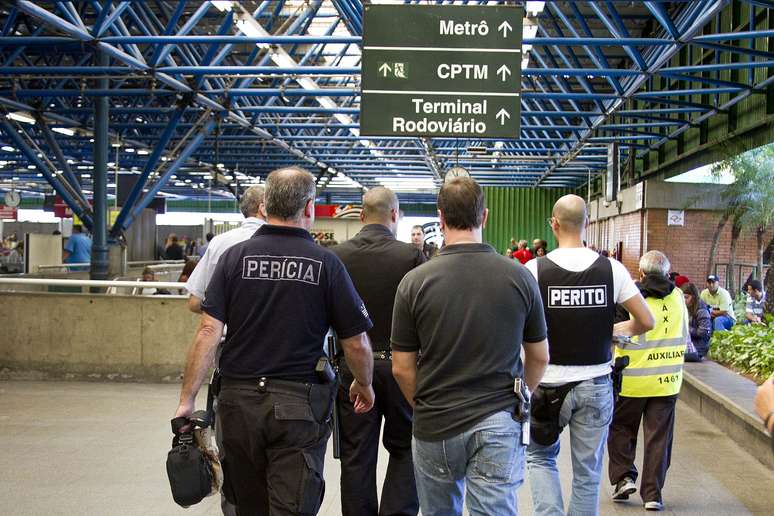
0, 0, 772, 226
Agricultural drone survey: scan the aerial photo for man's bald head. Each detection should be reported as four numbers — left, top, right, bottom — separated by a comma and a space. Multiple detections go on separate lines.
552, 194, 587, 233
361, 186, 399, 224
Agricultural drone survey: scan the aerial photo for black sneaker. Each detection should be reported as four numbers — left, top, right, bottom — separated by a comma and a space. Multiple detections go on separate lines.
612, 477, 637, 502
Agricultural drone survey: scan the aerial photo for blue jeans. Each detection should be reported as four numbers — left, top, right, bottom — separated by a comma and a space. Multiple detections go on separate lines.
412, 410, 525, 516
713, 315, 735, 332
527, 375, 613, 516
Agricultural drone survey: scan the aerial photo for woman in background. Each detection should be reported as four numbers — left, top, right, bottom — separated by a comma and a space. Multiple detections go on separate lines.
681, 282, 712, 361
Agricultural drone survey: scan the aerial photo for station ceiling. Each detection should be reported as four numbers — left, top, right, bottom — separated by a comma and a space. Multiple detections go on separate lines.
0, 0, 770, 212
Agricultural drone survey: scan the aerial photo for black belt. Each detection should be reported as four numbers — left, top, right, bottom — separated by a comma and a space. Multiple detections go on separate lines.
221, 376, 321, 396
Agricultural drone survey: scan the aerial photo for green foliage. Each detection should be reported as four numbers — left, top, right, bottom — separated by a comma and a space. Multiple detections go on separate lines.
711, 315, 774, 381
711, 141, 774, 230
732, 292, 748, 321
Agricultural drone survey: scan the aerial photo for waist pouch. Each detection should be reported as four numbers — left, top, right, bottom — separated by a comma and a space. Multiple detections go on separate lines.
529, 382, 580, 446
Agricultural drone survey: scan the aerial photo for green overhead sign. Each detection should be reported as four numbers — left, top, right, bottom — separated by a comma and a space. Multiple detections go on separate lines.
360, 5, 523, 138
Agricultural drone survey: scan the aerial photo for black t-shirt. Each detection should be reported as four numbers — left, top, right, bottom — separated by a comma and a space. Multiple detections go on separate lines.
332, 224, 425, 352
391, 243, 547, 441
202, 224, 373, 381
165, 244, 184, 260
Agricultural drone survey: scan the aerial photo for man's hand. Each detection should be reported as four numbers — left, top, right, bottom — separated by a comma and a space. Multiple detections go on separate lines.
173, 400, 195, 434
349, 379, 375, 414
175, 399, 195, 420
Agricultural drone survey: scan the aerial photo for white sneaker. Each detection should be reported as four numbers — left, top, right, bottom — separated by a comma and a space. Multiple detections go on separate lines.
644, 501, 664, 511
612, 477, 637, 502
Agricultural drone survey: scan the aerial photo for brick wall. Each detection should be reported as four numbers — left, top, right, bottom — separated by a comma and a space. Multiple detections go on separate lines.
592, 209, 773, 288
588, 211, 643, 276
647, 209, 773, 289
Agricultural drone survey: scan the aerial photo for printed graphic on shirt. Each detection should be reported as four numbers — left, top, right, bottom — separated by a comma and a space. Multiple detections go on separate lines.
547, 285, 608, 308
360, 303, 369, 319
242, 255, 322, 285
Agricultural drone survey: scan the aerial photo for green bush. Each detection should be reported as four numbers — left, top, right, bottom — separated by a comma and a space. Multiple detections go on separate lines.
711, 315, 774, 382
732, 292, 748, 321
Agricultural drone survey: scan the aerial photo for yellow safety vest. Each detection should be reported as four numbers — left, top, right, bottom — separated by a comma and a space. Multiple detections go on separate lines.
615, 287, 689, 397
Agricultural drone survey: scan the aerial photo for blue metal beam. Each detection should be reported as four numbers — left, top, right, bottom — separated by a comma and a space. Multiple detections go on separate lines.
123, 116, 218, 229
110, 105, 186, 236
0, 119, 94, 229
36, 116, 90, 206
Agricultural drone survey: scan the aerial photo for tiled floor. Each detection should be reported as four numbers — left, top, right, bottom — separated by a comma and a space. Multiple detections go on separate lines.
0, 381, 771, 515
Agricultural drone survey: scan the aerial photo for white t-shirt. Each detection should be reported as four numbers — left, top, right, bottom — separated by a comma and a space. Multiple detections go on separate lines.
525, 247, 640, 384
185, 217, 265, 299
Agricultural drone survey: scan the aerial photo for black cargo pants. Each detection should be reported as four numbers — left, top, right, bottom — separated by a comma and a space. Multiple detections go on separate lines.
338, 358, 418, 516
217, 377, 335, 516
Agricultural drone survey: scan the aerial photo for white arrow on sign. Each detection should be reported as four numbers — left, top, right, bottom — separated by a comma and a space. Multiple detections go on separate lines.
498, 20, 513, 38
497, 64, 511, 82
496, 108, 510, 125
379, 63, 392, 77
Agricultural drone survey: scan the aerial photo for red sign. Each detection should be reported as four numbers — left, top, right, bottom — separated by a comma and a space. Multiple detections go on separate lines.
314, 204, 362, 219
0, 205, 18, 220
53, 197, 74, 218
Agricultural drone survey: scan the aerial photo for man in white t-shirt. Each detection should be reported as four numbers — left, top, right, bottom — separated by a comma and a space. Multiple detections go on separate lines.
525, 194, 654, 516
186, 185, 265, 314
183, 184, 264, 516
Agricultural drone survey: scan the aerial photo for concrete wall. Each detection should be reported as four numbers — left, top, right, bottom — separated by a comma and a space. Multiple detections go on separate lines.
0, 292, 198, 381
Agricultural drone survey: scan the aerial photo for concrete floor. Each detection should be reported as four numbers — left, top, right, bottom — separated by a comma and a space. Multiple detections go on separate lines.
0, 381, 771, 516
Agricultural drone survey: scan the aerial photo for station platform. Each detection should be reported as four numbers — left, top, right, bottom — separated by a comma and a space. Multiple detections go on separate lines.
0, 380, 771, 516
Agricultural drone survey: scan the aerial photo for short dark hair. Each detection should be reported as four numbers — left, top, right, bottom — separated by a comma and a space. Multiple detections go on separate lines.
437, 177, 485, 230
205, 232, 214, 242
265, 167, 316, 220
749, 279, 763, 292
72, 224, 83, 233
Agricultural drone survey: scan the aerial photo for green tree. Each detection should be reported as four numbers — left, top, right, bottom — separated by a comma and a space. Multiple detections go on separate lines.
711, 142, 774, 309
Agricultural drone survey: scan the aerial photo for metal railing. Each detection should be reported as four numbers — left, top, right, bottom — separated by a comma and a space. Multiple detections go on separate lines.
713, 262, 769, 294
35, 260, 187, 273
0, 277, 188, 296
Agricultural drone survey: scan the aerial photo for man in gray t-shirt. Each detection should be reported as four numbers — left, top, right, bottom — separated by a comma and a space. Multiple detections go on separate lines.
391, 177, 549, 516
745, 279, 767, 324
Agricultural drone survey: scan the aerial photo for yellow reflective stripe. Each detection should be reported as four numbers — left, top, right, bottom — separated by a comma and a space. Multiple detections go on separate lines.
623, 336, 686, 350
622, 364, 683, 377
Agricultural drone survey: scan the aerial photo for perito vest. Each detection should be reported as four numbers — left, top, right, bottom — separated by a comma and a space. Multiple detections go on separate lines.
537, 255, 616, 366
615, 287, 689, 397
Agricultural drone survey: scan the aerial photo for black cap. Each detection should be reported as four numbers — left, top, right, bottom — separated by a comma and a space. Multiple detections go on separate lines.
707, 274, 720, 282
748, 279, 763, 291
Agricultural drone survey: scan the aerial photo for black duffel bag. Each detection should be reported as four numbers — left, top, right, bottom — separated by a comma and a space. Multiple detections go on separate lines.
166, 413, 216, 508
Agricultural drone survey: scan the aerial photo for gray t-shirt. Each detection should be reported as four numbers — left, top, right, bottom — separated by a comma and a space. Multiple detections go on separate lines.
391, 243, 547, 441
746, 292, 766, 319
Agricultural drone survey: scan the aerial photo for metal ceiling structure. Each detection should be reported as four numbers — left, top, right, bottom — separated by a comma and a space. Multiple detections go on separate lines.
0, 0, 773, 228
